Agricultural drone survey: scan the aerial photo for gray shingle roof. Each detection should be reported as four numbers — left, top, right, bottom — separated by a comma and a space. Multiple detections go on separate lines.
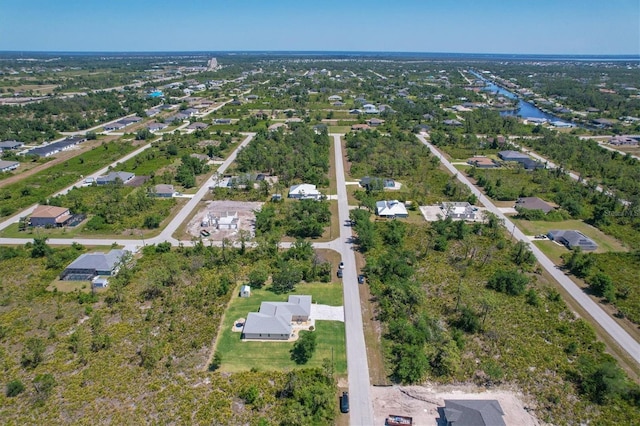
443, 400, 506, 426
65, 250, 126, 273
97, 171, 134, 184
242, 295, 312, 337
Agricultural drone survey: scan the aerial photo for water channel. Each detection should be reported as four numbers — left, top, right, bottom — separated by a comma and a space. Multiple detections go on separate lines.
469, 70, 571, 124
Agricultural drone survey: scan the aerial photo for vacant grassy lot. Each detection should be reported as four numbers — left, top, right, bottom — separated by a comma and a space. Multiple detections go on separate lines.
215, 283, 346, 374
512, 218, 628, 253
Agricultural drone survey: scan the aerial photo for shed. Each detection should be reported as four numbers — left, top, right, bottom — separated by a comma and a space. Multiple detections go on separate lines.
240, 285, 251, 298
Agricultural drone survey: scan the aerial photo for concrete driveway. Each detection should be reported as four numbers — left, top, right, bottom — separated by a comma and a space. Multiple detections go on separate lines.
311, 304, 344, 322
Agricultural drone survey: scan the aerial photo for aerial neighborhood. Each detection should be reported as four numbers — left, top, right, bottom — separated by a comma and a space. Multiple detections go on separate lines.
0, 46, 638, 426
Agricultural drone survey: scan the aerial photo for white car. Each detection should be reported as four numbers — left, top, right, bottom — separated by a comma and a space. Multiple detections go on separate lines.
339, 262, 344, 269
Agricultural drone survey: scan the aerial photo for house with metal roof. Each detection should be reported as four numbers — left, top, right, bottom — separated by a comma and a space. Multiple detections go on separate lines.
547, 230, 598, 251
363, 104, 379, 114
25, 138, 83, 157
242, 295, 312, 340
147, 122, 168, 132
104, 121, 127, 132
376, 200, 408, 218
288, 183, 321, 200
441, 400, 506, 426
498, 150, 530, 161
61, 249, 128, 281
96, 171, 135, 185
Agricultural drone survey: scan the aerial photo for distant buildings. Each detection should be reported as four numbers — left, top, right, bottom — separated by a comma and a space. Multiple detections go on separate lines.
0, 140, 23, 150
24, 136, 86, 158
96, 171, 135, 185
498, 150, 544, 170
0, 160, 19, 172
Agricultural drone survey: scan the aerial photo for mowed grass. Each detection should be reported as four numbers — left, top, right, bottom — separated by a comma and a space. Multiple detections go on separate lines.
512, 219, 628, 253
215, 283, 346, 374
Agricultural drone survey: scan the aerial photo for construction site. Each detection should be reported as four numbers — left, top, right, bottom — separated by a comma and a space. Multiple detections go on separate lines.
186, 200, 263, 241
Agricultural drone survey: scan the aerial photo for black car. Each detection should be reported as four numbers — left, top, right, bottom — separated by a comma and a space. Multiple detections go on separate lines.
358, 274, 365, 284
340, 391, 349, 413
337, 269, 343, 278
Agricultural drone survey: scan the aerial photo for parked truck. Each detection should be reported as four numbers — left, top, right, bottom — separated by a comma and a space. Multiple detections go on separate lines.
385, 414, 413, 426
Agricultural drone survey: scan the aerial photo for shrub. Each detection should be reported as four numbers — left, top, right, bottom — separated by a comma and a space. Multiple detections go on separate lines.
6, 379, 25, 397
487, 269, 528, 296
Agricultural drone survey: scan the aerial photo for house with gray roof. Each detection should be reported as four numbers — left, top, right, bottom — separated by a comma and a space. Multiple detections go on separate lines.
153, 184, 175, 197
242, 295, 312, 340
61, 249, 128, 281
96, 171, 135, 185
0, 140, 24, 150
0, 160, 19, 172
547, 230, 598, 251
441, 400, 506, 426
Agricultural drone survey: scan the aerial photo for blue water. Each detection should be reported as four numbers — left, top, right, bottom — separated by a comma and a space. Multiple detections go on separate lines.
469, 71, 563, 122
149, 90, 163, 98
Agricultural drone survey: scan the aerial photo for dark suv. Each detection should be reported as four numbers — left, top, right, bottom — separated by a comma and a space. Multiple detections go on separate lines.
340, 391, 349, 413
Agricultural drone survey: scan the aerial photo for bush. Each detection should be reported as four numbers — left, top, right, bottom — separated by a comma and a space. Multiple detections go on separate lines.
290, 331, 317, 364
6, 379, 25, 397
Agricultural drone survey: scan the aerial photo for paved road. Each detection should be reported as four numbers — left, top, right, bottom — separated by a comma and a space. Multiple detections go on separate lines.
509, 139, 630, 206
331, 134, 374, 425
416, 134, 640, 366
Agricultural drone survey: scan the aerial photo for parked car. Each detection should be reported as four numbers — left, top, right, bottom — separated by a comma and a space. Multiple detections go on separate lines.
200, 230, 210, 237
340, 392, 349, 413
337, 269, 343, 278
339, 262, 344, 269
358, 274, 365, 284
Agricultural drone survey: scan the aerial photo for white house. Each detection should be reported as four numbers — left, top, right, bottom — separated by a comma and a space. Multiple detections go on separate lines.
328, 95, 342, 102
363, 104, 379, 114
376, 200, 408, 218
288, 184, 321, 200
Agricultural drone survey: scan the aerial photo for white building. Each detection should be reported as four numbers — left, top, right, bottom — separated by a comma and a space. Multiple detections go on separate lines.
240, 285, 251, 298
288, 184, 321, 200
376, 200, 408, 218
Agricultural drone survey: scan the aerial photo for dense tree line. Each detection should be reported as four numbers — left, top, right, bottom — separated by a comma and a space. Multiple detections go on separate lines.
235, 125, 330, 187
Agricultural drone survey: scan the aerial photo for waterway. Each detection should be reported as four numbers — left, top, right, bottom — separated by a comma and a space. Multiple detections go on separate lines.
469, 70, 568, 123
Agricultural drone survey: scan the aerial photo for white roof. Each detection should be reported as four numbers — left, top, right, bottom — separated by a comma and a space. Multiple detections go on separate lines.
376, 200, 408, 216
289, 183, 320, 196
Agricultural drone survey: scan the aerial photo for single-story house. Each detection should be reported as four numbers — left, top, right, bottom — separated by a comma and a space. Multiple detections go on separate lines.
609, 135, 639, 146
96, 171, 135, 185
120, 116, 142, 125
61, 249, 128, 281
153, 184, 175, 197
288, 184, 321, 200
147, 122, 168, 132
367, 118, 384, 127
443, 119, 462, 126
351, 124, 371, 131
182, 108, 199, 117
214, 118, 232, 124
363, 104, 379, 114
188, 122, 209, 130
467, 156, 497, 168
518, 158, 545, 170
498, 150, 530, 161
548, 230, 598, 251
104, 122, 126, 132
164, 113, 189, 123
30, 204, 72, 227
349, 109, 363, 114
242, 295, 312, 340
246, 94, 259, 101
190, 153, 209, 162
440, 202, 478, 220
515, 197, 553, 213
25, 138, 83, 157
328, 95, 342, 102
332, 101, 345, 106
360, 176, 395, 190
0, 140, 24, 150
145, 108, 160, 117
240, 285, 251, 298
441, 400, 506, 426
376, 200, 408, 218
0, 160, 19, 172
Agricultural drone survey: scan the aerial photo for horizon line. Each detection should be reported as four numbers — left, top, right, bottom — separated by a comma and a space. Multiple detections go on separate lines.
0, 49, 638, 58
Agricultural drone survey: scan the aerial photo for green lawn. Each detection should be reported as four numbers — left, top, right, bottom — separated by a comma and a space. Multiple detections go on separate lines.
532, 240, 570, 264
512, 219, 628, 253
215, 283, 346, 374
328, 126, 351, 134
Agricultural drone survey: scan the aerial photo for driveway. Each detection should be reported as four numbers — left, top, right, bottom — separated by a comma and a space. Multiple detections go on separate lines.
311, 304, 344, 322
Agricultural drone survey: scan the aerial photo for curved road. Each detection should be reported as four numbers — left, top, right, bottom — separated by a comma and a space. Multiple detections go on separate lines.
416, 134, 640, 366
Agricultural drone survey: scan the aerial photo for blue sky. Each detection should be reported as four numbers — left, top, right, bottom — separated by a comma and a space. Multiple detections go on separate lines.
1, 0, 638, 54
